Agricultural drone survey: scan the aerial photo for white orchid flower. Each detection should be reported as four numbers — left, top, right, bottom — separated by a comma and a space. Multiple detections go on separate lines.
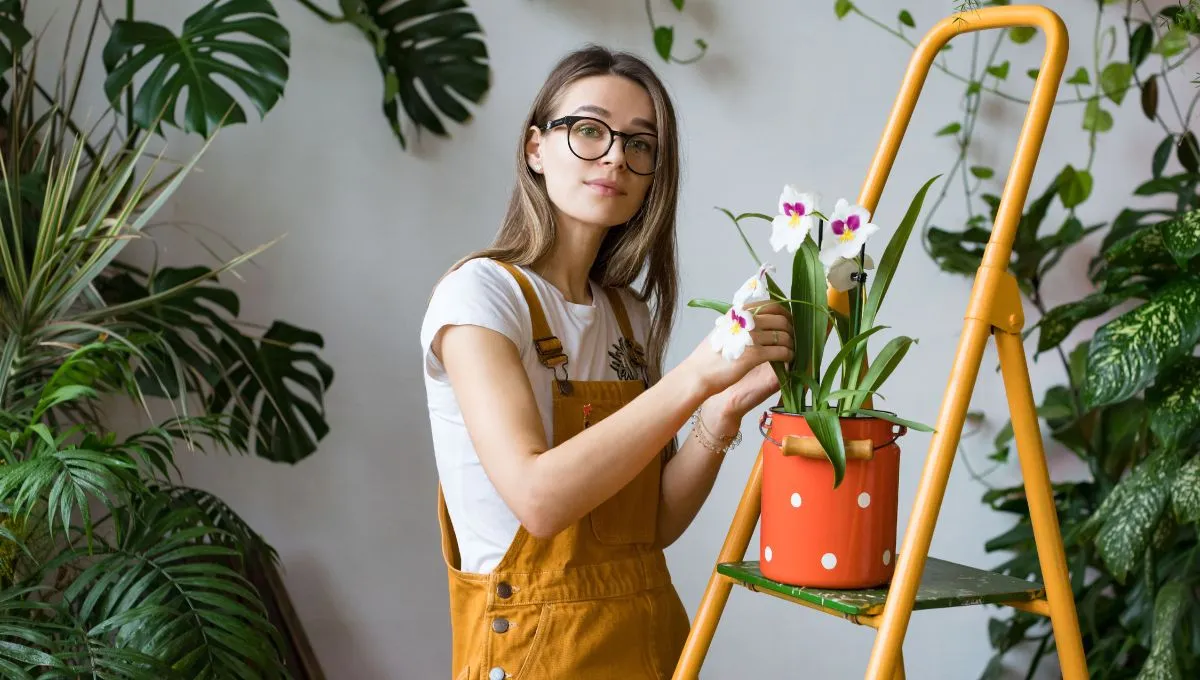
732, 263, 775, 307
819, 198, 880, 266
826, 254, 875, 292
710, 306, 756, 361
770, 186, 820, 253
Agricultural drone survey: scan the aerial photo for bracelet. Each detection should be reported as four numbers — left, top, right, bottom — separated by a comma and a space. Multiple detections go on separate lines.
689, 407, 742, 455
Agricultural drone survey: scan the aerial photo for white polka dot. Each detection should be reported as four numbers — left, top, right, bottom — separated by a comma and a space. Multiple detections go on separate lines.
821, 553, 837, 570
764, 546, 773, 562
790, 493, 802, 508
883, 550, 892, 565
857, 492, 871, 508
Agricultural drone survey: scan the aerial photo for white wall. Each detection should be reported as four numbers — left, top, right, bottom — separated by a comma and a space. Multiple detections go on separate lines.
29, 1, 1194, 678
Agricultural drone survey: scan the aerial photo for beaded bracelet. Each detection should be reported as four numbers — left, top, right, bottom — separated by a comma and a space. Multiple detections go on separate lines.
689, 408, 743, 455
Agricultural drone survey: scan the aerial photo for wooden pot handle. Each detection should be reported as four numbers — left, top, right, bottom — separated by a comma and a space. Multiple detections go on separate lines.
781, 436, 875, 461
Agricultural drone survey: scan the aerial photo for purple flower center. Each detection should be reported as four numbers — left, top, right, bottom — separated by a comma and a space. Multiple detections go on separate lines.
830, 214, 861, 237
783, 202, 807, 217
730, 310, 748, 329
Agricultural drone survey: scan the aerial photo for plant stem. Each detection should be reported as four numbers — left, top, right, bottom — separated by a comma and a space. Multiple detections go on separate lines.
1023, 633, 1052, 680
294, 0, 346, 23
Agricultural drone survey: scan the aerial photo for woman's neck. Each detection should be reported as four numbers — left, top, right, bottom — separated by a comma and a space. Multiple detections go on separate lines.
533, 216, 607, 305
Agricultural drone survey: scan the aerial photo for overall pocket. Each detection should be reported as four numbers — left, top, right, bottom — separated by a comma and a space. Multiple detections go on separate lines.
484, 604, 549, 680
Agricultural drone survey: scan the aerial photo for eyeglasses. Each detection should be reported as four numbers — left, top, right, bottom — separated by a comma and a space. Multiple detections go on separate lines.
543, 115, 659, 176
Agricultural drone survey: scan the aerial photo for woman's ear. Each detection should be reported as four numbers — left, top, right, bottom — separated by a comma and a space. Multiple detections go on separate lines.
525, 126, 543, 173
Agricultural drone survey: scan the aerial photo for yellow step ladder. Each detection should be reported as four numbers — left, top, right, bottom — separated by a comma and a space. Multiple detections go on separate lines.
672, 5, 1088, 679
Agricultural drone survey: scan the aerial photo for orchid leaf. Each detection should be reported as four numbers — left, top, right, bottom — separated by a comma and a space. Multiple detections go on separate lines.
850, 335, 917, 411
789, 237, 828, 409
819, 325, 888, 406
862, 174, 941, 332
802, 409, 847, 487
687, 298, 731, 315
849, 408, 935, 433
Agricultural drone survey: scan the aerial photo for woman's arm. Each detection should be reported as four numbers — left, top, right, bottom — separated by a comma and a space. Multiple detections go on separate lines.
653, 365, 776, 548
433, 306, 790, 539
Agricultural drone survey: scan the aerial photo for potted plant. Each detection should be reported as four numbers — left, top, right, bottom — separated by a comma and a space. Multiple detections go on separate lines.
690, 175, 940, 588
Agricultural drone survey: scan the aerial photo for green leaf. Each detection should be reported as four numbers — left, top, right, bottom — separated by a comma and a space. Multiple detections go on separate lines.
985, 61, 1010, 80
802, 409, 846, 487
671, 0, 685, 9
789, 237, 829, 408
1083, 99, 1114, 133
1148, 357, 1200, 450
1083, 281, 1200, 408
849, 336, 916, 411
1143, 75, 1159, 120
653, 25, 674, 61
363, 0, 492, 149
1100, 62, 1133, 105
1135, 582, 1188, 680
1170, 455, 1200, 523
970, 165, 995, 179
1159, 206, 1200, 265
834, 0, 854, 19
862, 175, 940, 333
1009, 26, 1036, 44
101, 0, 291, 137
935, 122, 961, 136
1094, 450, 1179, 582
1153, 135, 1174, 177
687, 298, 731, 315
1176, 131, 1199, 174
1055, 164, 1092, 209
1152, 26, 1189, 58
0, 0, 31, 74
898, 10, 915, 28
1066, 67, 1091, 85
818, 325, 888, 405
1034, 287, 1141, 355
1129, 23, 1154, 67
1026, 68, 1040, 79
850, 408, 935, 432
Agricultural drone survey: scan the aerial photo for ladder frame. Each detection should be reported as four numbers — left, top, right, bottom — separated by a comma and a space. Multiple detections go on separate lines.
672, 5, 1088, 679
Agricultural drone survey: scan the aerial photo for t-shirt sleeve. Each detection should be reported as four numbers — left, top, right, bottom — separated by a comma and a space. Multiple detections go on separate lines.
420, 258, 529, 382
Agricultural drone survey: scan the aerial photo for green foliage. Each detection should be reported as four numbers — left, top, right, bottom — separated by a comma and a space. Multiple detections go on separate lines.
850, 1, 1200, 677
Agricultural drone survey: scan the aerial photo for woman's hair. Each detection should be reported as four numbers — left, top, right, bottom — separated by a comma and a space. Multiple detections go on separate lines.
443, 44, 682, 396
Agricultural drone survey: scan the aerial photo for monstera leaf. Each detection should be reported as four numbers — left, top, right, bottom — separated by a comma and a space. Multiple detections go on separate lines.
101, 0, 290, 137
359, 0, 491, 148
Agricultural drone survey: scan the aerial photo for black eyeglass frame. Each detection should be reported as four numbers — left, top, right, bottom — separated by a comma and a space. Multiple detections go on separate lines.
542, 115, 659, 176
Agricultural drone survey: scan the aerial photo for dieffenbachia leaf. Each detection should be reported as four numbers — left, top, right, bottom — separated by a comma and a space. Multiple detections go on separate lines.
1147, 357, 1200, 450
101, 0, 290, 137
1093, 450, 1180, 582
1082, 280, 1200, 409
1158, 206, 1200, 266
1170, 455, 1200, 524
1034, 286, 1144, 355
1134, 582, 1188, 680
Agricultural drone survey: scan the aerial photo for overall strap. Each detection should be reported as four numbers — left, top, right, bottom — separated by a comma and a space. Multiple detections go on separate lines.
491, 260, 572, 393
601, 287, 637, 343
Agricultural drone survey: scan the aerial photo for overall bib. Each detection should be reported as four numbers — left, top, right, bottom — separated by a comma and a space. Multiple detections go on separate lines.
437, 260, 691, 679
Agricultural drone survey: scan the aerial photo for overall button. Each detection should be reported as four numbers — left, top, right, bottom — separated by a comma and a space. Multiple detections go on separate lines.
491, 617, 509, 634
496, 581, 513, 599
488, 667, 506, 680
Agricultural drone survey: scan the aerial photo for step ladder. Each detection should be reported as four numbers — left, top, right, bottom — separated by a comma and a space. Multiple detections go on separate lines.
671, 6, 1088, 679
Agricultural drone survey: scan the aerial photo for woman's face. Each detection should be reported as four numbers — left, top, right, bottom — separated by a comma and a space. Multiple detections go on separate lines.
526, 74, 658, 231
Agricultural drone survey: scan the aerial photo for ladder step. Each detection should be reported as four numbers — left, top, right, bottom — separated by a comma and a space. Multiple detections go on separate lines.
717, 558, 1045, 617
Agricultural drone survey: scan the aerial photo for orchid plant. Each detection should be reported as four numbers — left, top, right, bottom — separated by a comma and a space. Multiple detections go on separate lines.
691, 175, 941, 485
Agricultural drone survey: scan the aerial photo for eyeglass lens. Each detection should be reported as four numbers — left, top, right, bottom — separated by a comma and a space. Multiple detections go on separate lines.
567, 118, 657, 175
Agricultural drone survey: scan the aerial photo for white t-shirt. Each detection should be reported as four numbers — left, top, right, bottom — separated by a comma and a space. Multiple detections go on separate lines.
419, 257, 652, 574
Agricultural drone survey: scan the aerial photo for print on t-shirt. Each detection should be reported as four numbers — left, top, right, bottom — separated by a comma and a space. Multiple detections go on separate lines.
608, 336, 647, 384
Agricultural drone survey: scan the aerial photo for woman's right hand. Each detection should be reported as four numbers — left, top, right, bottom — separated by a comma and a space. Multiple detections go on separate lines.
681, 300, 794, 396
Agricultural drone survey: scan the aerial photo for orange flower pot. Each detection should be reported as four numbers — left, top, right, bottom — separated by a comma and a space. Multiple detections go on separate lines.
758, 408, 906, 589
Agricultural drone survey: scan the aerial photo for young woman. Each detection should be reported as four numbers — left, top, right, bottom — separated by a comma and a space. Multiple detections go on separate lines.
420, 45, 793, 680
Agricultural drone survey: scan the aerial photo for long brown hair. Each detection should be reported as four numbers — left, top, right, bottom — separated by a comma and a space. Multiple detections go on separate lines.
442, 44, 681, 392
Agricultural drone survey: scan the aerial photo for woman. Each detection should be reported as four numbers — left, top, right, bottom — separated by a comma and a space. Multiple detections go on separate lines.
420, 45, 793, 680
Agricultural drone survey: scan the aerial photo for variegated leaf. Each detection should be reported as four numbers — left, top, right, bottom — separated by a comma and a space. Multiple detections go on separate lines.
1170, 455, 1200, 524
1082, 281, 1200, 408
1103, 225, 1173, 271
1147, 357, 1200, 449
1159, 206, 1200, 265
1095, 450, 1180, 582
1134, 582, 1188, 680
1034, 287, 1141, 355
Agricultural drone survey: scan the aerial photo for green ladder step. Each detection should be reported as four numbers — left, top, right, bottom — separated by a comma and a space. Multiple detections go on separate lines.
717, 557, 1045, 617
